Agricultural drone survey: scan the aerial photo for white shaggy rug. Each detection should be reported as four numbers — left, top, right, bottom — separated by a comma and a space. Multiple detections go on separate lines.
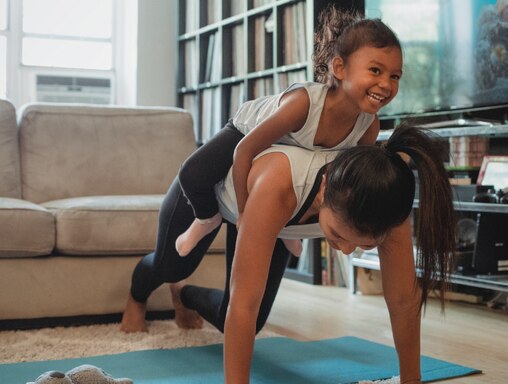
0, 320, 277, 364
0, 322, 400, 383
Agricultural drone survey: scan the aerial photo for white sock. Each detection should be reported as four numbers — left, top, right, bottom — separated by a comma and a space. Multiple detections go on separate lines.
175, 213, 222, 256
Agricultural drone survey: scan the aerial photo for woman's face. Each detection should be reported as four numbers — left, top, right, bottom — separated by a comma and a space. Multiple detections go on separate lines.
318, 206, 385, 255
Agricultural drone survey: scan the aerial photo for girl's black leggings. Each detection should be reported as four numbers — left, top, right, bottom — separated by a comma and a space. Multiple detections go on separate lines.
178, 121, 244, 220
130, 175, 291, 333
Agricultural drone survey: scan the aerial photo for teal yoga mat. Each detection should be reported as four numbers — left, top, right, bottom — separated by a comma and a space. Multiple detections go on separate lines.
0, 336, 480, 383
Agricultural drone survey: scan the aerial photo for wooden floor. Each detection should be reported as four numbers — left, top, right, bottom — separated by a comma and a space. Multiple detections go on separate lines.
264, 278, 508, 384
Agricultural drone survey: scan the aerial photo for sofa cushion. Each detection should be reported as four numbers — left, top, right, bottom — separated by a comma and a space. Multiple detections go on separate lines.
42, 195, 163, 255
42, 195, 227, 256
0, 99, 21, 198
43, 195, 227, 255
19, 104, 196, 203
0, 197, 55, 257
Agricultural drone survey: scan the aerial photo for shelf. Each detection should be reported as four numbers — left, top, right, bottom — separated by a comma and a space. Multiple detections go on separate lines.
177, 62, 310, 94
177, 0, 330, 143
377, 123, 508, 141
351, 255, 508, 294
413, 199, 508, 214
451, 201, 508, 213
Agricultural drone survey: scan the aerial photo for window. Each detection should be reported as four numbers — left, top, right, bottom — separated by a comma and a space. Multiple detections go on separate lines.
0, 0, 138, 107
21, 0, 114, 70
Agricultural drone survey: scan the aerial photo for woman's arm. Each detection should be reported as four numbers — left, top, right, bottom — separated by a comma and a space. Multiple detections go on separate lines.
233, 88, 309, 224
225, 152, 297, 384
377, 219, 422, 384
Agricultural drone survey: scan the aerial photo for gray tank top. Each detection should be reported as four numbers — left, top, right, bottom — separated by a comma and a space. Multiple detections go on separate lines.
232, 82, 375, 150
215, 145, 338, 239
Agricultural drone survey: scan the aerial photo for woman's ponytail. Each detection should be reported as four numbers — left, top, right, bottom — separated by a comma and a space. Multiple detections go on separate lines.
385, 123, 456, 309
324, 123, 455, 309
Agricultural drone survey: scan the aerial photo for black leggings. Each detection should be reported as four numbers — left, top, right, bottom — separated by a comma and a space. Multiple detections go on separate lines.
178, 121, 244, 220
130, 176, 291, 333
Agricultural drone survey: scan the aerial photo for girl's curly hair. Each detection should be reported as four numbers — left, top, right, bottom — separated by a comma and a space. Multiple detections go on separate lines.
313, 6, 401, 87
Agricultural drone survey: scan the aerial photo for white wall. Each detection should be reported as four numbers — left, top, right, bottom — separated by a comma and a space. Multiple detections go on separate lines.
136, 0, 178, 107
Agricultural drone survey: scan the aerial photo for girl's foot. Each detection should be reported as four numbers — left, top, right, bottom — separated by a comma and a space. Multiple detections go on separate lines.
175, 213, 222, 256
282, 238, 303, 257
120, 293, 148, 333
170, 282, 204, 329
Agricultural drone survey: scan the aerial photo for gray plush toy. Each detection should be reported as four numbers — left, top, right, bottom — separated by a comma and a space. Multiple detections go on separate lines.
26, 364, 133, 384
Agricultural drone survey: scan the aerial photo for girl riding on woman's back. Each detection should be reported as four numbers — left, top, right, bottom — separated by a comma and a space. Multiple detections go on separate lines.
176, 6, 403, 257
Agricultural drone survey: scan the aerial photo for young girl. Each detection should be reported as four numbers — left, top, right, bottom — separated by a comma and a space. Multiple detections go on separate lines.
121, 123, 456, 384
175, 6, 403, 257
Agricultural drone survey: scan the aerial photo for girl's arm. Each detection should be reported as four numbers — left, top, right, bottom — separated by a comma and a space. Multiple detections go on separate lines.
233, 88, 309, 224
357, 115, 380, 145
224, 152, 296, 384
377, 219, 422, 384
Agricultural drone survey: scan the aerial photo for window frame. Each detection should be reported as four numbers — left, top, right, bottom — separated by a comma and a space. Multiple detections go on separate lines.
20, 0, 115, 70
2, 0, 130, 107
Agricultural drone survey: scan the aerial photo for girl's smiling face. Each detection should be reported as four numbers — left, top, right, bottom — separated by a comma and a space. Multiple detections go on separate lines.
333, 45, 403, 114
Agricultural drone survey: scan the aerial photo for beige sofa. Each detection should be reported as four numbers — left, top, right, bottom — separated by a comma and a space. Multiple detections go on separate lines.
0, 99, 226, 328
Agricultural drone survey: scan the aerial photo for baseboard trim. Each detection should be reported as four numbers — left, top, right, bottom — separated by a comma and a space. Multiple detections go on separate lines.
0, 310, 175, 331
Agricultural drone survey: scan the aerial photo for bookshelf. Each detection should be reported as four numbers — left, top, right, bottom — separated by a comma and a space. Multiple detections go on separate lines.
177, 0, 361, 144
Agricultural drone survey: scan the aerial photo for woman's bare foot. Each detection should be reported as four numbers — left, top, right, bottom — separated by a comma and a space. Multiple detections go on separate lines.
175, 213, 222, 256
120, 293, 148, 333
170, 282, 203, 329
282, 238, 303, 257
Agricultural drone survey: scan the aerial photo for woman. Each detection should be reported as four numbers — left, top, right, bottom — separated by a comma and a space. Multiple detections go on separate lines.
121, 124, 455, 384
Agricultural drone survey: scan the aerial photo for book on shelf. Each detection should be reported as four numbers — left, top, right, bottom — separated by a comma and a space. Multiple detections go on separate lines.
203, 32, 221, 83
252, 77, 274, 98
185, 0, 198, 33
281, 2, 308, 66
253, 12, 274, 72
282, 6, 294, 66
449, 136, 489, 168
200, 87, 222, 142
232, 24, 245, 77
183, 93, 199, 139
184, 40, 198, 87
207, 0, 218, 25
278, 69, 307, 90
211, 38, 221, 82
252, 0, 272, 9
449, 177, 472, 186
204, 33, 216, 82
230, 0, 246, 16
295, 1, 307, 63
254, 16, 266, 72
321, 242, 352, 288
229, 82, 245, 117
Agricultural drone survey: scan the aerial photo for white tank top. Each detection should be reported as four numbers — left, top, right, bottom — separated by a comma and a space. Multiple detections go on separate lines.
232, 82, 375, 151
215, 145, 338, 239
